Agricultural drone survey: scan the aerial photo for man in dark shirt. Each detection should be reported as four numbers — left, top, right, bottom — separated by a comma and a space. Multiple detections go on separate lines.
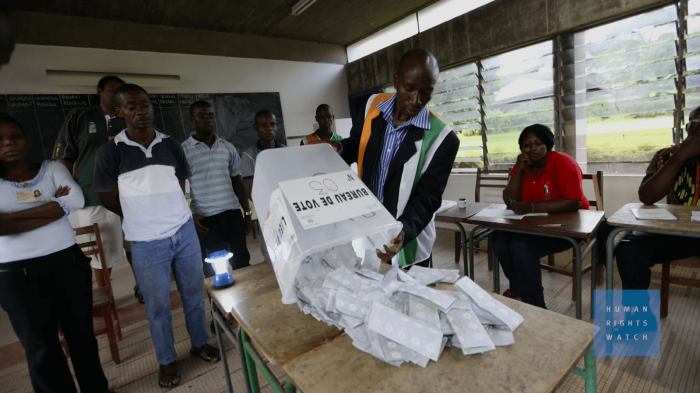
614, 106, 700, 290
52, 76, 143, 302
240, 110, 286, 263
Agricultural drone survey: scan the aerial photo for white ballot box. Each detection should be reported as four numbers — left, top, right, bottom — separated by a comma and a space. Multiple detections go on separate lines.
252, 145, 402, 304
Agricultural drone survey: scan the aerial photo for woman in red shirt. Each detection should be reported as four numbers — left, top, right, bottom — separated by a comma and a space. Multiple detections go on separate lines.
495, 124, 589, 309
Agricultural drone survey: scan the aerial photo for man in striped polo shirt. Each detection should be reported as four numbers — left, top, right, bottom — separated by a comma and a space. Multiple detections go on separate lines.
182, 101, 252, 274
309, 48, 460, 268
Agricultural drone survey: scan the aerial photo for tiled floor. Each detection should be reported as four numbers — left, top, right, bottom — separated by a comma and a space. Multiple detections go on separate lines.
0, 230, 698, 392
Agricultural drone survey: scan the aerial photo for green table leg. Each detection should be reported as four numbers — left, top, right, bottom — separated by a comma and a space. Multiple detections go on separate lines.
240, 329, 261, 393
240, 328, 297, 393
572, 347, 596, 393
284, 381, 295, 393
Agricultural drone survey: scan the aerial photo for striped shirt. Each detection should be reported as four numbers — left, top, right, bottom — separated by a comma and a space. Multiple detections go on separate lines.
372, 95, 431, 201
182, 133, 241, 217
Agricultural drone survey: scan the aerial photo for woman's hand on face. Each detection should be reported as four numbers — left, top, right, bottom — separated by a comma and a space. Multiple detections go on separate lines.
511, 201, 532, 215
516, 154, 531, 171
54, 186, 71, 198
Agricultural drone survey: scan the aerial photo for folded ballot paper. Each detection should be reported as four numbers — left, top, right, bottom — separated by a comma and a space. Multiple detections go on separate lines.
293, 242, 525, 367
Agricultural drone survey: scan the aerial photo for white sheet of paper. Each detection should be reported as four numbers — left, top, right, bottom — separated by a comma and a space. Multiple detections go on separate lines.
630, 207, 678, 221
455, 276, 524, 331
435, 200, 457, 214
473, 204, 547, 220
446, 308, 496, 354
279, 170, 382, 229
473, 205, 524, 220
262, 188, 298, 265
691, 211, 700, 222
398, 282, 457, 311
368, 301, 443, 361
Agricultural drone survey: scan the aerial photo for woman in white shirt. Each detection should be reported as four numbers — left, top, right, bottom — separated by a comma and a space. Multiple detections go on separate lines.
0, 114, 111, 393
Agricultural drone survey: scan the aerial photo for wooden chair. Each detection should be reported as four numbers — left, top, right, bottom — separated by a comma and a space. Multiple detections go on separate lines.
660, 257, 700, 318
541, 171, 605, 301
61, 223, 122, 364
435, 168, 510, 270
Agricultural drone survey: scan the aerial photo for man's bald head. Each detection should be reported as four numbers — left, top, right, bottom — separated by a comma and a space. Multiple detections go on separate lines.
315, 104, 334, 133
113, 83, 149, 106
396, 48, 439, 79
392, 49, 440, 120
316, 104, 333, 116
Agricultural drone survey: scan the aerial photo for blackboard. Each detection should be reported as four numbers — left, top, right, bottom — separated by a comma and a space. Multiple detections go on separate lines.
0, 92, 286, 163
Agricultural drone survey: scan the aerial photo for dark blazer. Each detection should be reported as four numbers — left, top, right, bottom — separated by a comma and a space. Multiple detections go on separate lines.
340, 107, 460, 246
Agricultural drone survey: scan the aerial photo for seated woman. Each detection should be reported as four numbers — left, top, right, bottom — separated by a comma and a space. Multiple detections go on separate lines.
495, 124, 589, 309
0, 114, 111, 393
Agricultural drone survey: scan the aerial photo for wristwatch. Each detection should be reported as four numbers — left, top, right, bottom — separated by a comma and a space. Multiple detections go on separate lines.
244, 210, 253, 217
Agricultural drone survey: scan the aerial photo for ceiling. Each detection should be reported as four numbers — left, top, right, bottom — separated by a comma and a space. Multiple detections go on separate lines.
9, 0, 439, 46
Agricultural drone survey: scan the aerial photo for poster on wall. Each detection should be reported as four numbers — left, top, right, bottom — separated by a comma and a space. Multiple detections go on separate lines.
0, 92, 286, 163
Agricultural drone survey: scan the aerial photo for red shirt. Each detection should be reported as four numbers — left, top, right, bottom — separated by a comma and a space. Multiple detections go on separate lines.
509, 151, 590, 210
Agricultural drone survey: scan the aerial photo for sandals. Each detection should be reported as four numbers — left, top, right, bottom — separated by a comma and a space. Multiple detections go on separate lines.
158, 361, 180, 388
502, 289, 521, 299
134, 285, 145, 304
190, 344, 221, 364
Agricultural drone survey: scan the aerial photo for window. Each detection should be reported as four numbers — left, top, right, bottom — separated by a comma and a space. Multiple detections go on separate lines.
422, 42, 556, 170
482, 42, 555, 170
417, 0, 494, 32
685, 1, 700, 123
428, 62, 482, 168
347, 15, 418, 63
375, 2, 697, 174
562, 5, 679, 174
346, 0, 495, 62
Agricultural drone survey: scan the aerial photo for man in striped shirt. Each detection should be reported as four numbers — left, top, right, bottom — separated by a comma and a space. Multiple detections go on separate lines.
309, 49, 460, 268
182, 101, 252, 274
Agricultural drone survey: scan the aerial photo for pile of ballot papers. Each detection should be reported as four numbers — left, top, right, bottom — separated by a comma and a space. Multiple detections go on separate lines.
293, 243, 524, 368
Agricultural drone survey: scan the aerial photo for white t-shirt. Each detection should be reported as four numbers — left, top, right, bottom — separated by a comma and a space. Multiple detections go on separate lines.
0, 161, 85, 263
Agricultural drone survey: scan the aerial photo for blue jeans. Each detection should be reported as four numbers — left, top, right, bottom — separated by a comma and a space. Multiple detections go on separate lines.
131, 219, 209, 365
492, 231, 573, 309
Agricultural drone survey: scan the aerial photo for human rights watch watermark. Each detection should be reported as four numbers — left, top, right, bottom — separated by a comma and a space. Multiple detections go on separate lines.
593, 290, 660, 357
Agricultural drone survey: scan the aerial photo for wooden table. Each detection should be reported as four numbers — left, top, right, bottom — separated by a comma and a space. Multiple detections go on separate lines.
465, 205, 606, 319
205, 263, 343, 393
435, 202, 494, 278
604, 203, 700, 290
283, 294, 597, 393
208, 262, 597, 393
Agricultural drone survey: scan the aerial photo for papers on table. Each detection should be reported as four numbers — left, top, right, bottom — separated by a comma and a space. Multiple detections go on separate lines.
630, 207, 679, 221
407, 265, 460, 286
472, 204, 548, 220
435, 200, 458, 215
292, 243, 525, 368
692, 211, 700, 222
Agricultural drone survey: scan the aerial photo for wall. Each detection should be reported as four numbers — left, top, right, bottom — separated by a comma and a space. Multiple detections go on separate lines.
346, 0, 675, 93
0, 44, 350, 138
443, 173, 642, 217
